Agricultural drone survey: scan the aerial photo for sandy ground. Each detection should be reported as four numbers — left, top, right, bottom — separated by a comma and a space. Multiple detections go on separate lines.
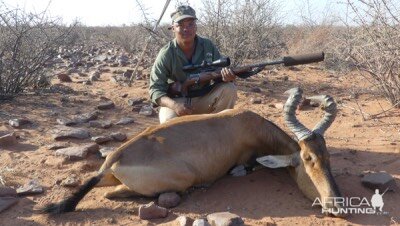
0, 65, 399, 225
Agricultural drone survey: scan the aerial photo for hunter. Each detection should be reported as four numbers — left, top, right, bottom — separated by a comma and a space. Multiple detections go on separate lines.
149, 5, 237, 123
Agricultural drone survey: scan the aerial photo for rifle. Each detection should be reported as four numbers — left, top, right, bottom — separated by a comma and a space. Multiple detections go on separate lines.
167, 52, 325, 98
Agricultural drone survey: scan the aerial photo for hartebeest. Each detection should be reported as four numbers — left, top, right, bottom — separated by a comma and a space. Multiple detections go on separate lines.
40, 87, 343, 216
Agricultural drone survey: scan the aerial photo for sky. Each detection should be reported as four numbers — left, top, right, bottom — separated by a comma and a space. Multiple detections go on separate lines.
1, 0, 345, 26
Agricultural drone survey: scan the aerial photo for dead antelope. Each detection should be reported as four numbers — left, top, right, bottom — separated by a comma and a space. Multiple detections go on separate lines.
39, 87, 344, 216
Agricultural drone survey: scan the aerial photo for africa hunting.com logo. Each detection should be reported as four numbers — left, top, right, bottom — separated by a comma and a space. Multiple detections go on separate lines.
312, 188, 390, 215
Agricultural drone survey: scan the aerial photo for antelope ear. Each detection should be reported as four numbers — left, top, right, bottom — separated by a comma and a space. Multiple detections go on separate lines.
256, 153, 299, 168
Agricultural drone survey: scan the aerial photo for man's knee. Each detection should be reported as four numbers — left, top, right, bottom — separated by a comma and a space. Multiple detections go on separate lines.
218, 82, 237, 97
217, 82, 237, 104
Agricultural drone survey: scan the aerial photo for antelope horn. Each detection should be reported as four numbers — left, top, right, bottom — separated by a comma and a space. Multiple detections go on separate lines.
284, 87, 313, 141
308, 95, 337, 136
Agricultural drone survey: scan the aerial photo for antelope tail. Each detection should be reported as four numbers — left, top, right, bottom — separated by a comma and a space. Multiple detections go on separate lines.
37, 173, 104, 214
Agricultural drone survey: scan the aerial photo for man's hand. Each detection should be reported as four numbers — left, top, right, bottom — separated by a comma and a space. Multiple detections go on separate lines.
221, 67, 236, 82
172, 102, 193, 116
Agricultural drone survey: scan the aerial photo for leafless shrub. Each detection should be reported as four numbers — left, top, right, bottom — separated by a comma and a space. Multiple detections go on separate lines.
344, 0, 400, 106
199, 0, 286, 66
0, 4, 76, 99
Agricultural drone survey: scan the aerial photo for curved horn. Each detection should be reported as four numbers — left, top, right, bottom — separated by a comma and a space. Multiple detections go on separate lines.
308, 95, 337, 136
284, 87, 313, 141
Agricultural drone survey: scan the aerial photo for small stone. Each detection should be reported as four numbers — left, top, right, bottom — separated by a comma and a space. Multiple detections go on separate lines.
158, 192, 181, 208
297, 98, 311, 110
47, 143, 69, 150
138, 201, 168, 220
0, 197, 18, 213
111, 132, 127, 142
57, 73, 72, 82
115, 117, 135, 125
89, 120, 112, 129
139, 105, 154, 116
97, 101, 115, 110
250, 87, 261, 93
207, 212, 244, 226
127, 98, 145, 106
91, 135, 113, 144
229, 165, 247, 177
53, 126, 91, 140
250, 97, 262, 104
74, 111, 99, 123
56, 117, 77, 126
16, 180, 43, 196
60, 174, 80, 187
361, 172, 398, 191
9, 118, 31, 128
55, 143, 99, 159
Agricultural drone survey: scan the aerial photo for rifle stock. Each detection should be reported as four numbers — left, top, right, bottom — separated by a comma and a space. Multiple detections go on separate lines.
168, 52, 325, 98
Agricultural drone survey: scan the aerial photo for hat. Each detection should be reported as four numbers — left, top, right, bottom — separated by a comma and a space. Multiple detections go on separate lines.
171, 5, 197, 23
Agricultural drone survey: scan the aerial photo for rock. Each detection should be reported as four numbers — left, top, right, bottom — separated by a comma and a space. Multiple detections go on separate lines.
297, 98, 311, 110
91, 135, 113, 144
8, 118, 31, 128
56, 117, 77, 126
60, 174, 80, 187
207, 212, 244, 226
127, 98, 145, 106
0, 197, 18, 213
53, 126, 91, 140
89, 120, 112, 129
361, 172, 398, 191
0, 187, 17, 197
229, 165, 247, 177
159, 216, 192, 226
57, 73, 72, 82
250, 87, 262, 93
250, 97, 262, 104
158, 192, 181, 208
123, 70, 133, 79
99, 147, 114, 158
111, 132, 127, 142
138, 201, 168, 220
55, 143, 99, 159
16, 180, 43, 195
74, 111, 99, 123
193, 219, 211, 226
115, 117, 135, 125
0, 133, 17, 147
90, 73, 99, 81
97, 101, 115, 110
139, 105, 154, 116
175, 216, 191, 226
46, 143, 69, 150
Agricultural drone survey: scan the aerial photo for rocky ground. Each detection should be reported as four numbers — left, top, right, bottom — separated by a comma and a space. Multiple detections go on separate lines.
0, 43, 399, 225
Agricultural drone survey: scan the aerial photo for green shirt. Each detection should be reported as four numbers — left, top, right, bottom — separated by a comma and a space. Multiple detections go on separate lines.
149, 35, 221, 104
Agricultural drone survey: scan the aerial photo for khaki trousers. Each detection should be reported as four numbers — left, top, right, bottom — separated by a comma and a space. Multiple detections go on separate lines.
159, 82, 237, 123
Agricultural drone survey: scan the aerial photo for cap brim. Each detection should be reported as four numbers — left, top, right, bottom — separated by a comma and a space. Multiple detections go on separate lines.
173, 15, 196, 23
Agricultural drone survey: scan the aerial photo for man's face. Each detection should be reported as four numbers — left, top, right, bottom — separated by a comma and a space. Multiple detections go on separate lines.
172, 18, 197, 43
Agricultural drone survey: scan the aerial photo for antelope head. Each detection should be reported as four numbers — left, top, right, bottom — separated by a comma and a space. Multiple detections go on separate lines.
257, 87, 344, 217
